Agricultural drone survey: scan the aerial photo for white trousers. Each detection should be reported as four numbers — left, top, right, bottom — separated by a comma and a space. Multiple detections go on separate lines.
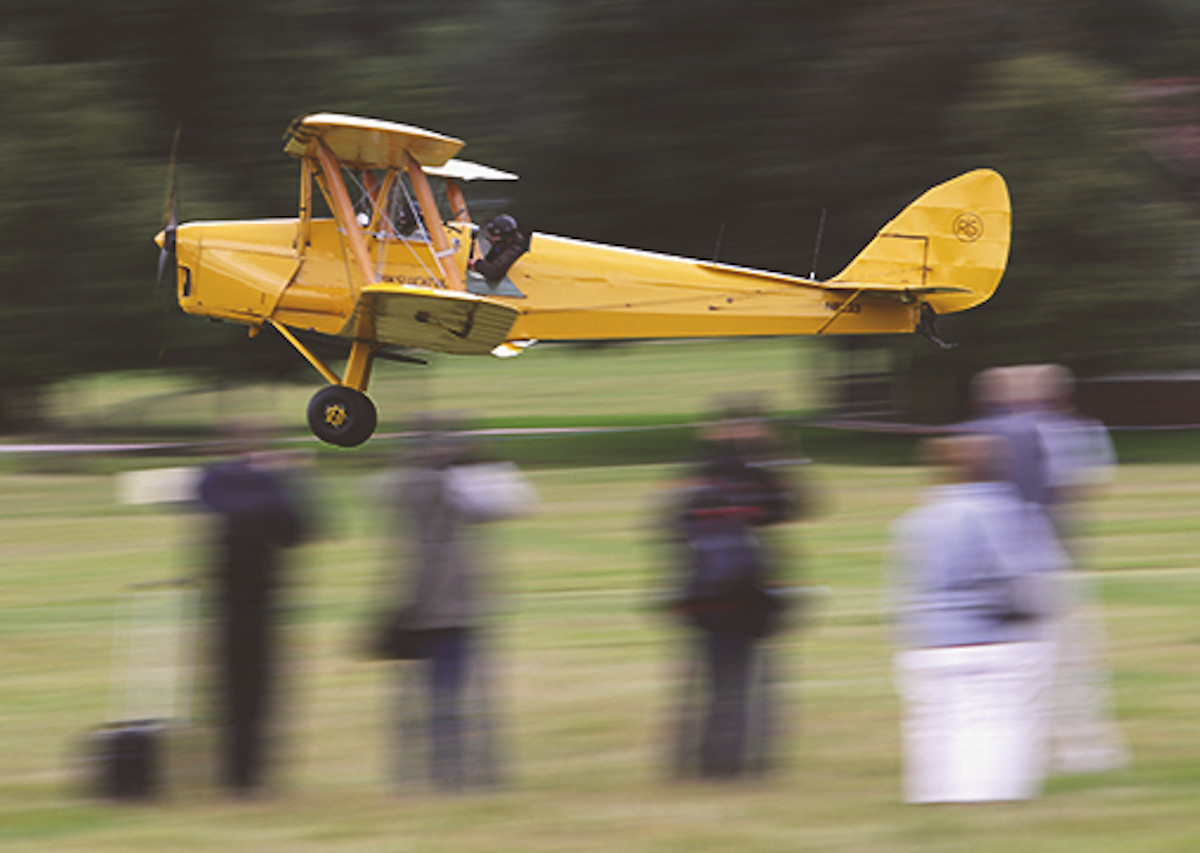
895, 641, 1055, 803
1049, 572, 1130, 773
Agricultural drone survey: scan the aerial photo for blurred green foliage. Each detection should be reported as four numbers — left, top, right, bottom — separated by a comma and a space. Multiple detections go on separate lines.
2, 0, 1200, 428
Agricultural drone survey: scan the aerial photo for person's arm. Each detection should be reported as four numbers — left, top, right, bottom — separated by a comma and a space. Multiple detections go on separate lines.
445, 461, 538, 523
984, 499, 1067, 620
472, 242, 525, 281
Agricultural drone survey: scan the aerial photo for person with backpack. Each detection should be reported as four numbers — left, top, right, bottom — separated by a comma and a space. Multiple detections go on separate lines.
667, 406, 802, 779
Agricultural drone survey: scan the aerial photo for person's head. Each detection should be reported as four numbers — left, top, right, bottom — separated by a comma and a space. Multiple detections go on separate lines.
406, 411, 477, 468
706, 395, 763, 434
923, 434, 1005, 484
1029, 363, 1076, 413
396, 201, 421, 236
487, 214, 520, 245
970, 366, 1015, 416
1007, 364, 1054, 413
700, 395, 775, 459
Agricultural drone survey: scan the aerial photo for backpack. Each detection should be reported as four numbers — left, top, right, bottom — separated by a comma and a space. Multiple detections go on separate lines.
677, 487, 779, 636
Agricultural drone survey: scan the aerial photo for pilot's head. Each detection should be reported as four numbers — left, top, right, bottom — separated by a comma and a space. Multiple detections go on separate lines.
487, 214, 520, 245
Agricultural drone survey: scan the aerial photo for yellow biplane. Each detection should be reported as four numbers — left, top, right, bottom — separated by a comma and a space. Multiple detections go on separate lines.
156, 113, 1011, 447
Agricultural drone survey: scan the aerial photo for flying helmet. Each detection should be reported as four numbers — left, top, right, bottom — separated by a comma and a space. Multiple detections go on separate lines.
487, 214, 520, 243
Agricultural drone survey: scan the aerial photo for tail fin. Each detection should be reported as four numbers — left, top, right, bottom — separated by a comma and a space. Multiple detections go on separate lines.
828, 169, 1011, 315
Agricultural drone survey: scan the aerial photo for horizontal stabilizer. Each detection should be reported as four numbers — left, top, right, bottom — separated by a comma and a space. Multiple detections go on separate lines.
821, 282, 973, 295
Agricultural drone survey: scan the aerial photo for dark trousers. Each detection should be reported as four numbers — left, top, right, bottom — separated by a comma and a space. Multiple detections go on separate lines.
219, 603, 272, 791
700, 629, 755, 778
423, 628, 471, 788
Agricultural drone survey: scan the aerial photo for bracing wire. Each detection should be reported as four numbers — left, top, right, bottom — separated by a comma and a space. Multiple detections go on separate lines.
339, 163, 445, 287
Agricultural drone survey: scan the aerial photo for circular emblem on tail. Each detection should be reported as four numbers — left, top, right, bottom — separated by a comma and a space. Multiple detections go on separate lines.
953, 212, 984, 242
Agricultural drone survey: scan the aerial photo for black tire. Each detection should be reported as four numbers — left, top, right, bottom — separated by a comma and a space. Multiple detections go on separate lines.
306, 386, 378, 447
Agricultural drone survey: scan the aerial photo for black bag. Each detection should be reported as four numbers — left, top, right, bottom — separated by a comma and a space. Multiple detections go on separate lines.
371, 607, 432, 660
677, 492, 782, 637
84, 579, 198, 801
87, 720, 164, 800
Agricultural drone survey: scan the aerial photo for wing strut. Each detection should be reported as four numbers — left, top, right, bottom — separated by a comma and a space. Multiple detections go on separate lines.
315, 143, 378, 298
310, 144, 386, 389
446, 179, 471, 223
405, 152, 466, 292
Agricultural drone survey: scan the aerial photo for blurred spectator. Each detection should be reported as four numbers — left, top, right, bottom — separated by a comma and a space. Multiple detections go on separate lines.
964, 366, 1051, 508
664, 399, 805, 780
1029, 364, 1117, 536
197, 420, 310, 795
1029, 364, 1130, 773
378, 416, 536, 790
887, 435, 1066, 803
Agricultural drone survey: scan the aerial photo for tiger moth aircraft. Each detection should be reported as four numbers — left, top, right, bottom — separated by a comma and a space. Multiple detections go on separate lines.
155, 113, 1011, 447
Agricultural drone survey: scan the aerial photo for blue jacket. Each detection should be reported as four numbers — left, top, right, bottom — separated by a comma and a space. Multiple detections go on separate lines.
888, 481, 1067, 648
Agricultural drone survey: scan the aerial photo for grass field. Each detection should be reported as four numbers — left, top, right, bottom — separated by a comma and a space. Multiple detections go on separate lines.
43, 339, 823, 438
4, 339, 1199, 849
2, 449, 1198, 852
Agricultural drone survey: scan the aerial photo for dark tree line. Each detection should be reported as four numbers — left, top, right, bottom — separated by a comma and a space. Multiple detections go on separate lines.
2, 0, 1199, 427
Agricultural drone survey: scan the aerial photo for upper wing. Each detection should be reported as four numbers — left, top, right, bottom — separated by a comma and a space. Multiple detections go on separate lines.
283, 113, 464, 170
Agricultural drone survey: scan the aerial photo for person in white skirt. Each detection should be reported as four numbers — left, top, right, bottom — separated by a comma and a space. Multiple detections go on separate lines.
887, 435, 1068, 803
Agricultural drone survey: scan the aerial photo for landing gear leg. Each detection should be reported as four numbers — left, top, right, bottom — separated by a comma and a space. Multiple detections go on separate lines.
265, 321, 382, 447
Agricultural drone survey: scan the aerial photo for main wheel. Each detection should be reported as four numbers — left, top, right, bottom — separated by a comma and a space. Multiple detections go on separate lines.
307, 386, 378, 448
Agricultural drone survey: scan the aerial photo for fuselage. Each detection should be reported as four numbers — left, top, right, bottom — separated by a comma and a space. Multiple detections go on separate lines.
166, 217, 918, 351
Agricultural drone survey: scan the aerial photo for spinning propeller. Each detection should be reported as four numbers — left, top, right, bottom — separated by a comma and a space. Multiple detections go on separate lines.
156, 125, 181, 290
154, 126, 181, 358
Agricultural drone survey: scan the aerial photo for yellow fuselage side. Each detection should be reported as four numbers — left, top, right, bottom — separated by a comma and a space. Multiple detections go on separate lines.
501, 234, 916, 341
173, 219, 305, 325
175, 217, 477, 339
173, 216, 915, 349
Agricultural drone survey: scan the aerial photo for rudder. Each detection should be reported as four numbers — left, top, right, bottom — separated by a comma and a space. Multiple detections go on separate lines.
829, 169, 1011, 315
